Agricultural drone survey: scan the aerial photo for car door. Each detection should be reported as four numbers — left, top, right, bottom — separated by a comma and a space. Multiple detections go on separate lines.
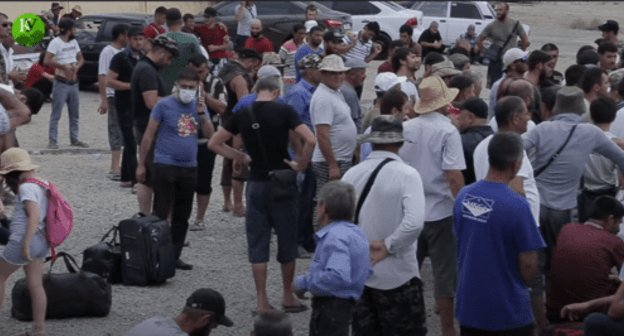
448, 2, 485, 42
255, 1, 306, 50
415, 2, 449, 42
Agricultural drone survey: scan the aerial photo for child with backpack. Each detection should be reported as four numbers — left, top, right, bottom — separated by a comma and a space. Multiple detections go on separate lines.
0, 148, 62, 336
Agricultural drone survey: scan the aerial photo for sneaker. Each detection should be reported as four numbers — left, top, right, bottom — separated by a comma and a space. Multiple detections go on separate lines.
107, 171, 121, 181
70, 140, 89, 148
47, 142, 58, 149
189, 220, 206, 231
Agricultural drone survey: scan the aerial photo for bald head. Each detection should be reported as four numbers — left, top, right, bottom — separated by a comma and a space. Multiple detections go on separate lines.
506, 79, 534, 104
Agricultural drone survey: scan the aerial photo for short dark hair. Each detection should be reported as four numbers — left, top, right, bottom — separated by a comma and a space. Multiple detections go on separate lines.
540, 86, 561, 112
589, 196, 624, 221
580, 67, 608, 93
618, 76, 624, 97
188, 54, 207, 67
448, 75, 474, 91
528, 50, 552, 71
177, 67, 200, 82
565, 64, 586, 87
424, 51, 445, 67
488, 132, 524, 171
21, 88, 44, 115
112, 23, 130, 41
380, 89, 408, 116
578, 51, 601, 66
496, 2, 510, 10
292, 23, 305, 34
541, 43, 559, 53
305, 4, 317, 12
365, 21, 380, 36
495, 96, 525, 128
399, 24, 413, 36
254, 310, 292, 336
166, 8, 182, 25
390, 39, 404, 50
392, 47, 413, 73
590, 96, 618, 124
576, 45, 596, 63
204, 7, 217, 18
598, 41, 619, 55
182, 13, 194, 22
309, 26, 324, 35
155, 6, 168, 15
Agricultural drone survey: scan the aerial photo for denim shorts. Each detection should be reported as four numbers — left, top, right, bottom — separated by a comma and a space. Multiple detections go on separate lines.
245, 179, 298, 264
2, 231, 50, 266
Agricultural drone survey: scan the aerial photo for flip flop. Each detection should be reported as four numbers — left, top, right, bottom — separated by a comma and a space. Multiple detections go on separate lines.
251, 305, 275, 317
282, 302, 309, 313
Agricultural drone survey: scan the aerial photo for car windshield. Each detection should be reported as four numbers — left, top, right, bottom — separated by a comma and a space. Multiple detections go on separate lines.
487, 3, 497, 17
385, 1, 409, 11
74, 19, 102, 44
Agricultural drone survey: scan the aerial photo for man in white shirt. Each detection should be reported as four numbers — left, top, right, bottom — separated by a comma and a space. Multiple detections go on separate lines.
1, 34, 27, 87
235, 1, 257, 52
44, 18, 87, 149
399, 76, 464, 336
472, 95, 546, 333
98, 23, 129, 182
343, 115, 427, 335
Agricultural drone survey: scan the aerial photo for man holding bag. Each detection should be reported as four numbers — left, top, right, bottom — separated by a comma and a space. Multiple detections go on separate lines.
209, 75, 316, 317
476, 2, 529, 88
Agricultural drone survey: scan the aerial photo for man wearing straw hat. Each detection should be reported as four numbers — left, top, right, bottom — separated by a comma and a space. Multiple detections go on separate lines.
399, 76, 465, 336
310, 55, 357, 228
343, 115, 427, 336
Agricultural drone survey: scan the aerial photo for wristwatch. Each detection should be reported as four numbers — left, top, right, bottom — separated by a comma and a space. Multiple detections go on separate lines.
197, 111, 205, 116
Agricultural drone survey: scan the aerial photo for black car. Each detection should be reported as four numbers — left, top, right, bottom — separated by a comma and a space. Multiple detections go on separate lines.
199, 1, 353, 53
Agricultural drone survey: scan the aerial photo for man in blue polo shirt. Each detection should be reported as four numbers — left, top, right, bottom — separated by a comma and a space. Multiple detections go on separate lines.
294, 26, 324, 83
454, 132, 545, 335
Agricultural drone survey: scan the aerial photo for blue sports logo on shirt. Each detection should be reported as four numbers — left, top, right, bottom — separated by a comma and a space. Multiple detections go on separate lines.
461, 194, 495, 222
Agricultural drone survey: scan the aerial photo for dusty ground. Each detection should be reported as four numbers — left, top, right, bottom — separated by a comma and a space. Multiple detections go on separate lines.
2, 2, 624, 335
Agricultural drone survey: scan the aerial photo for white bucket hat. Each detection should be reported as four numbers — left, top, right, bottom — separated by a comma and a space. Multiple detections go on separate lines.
319, 55, 350, 72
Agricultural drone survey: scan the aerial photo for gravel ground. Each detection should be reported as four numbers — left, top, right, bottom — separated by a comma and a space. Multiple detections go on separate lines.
1, 2, 620, 334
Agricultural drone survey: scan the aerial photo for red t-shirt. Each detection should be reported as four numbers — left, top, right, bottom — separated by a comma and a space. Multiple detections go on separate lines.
546, 224, 624, 320
378, 61, 392, 74
143, 23, 165, 40
194, 25, 228, 60
244, 37, 273, 55
25, 63, 56, 88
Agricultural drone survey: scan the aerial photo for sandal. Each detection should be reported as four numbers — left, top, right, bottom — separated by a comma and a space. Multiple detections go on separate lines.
251, 305, 275, 317
282, 302, 309, 313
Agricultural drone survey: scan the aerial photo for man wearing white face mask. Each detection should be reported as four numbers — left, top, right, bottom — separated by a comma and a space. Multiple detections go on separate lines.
137, 68, 215, 271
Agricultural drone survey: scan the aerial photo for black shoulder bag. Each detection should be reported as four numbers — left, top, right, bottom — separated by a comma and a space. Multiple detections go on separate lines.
246, 105, 298, 201
534, 124, 578, 178
487, 21, 520, 62
354, 158, 394, 225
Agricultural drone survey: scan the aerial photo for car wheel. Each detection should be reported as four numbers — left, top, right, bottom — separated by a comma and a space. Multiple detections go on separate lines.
373, 32, 391, 61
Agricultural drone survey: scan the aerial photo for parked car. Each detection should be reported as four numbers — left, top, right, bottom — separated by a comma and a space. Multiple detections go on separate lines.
201, 1, 352, 53
310, 1, 424, 60
400, 1, 530, 48
12, 43, 47, 73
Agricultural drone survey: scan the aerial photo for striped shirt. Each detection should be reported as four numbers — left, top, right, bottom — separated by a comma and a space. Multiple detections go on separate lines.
342, 36, 372, 62
279, 39, 300, 79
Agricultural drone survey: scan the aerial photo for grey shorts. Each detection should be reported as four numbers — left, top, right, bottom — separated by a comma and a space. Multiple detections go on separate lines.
107, 97, 123, 151
421, 216, 457, 298
2, 231, 50, 266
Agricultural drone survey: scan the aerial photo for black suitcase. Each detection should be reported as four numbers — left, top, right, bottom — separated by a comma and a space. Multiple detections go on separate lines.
82, 225, 123, 284
118, 213, 176, 286
11, 252, 112, 321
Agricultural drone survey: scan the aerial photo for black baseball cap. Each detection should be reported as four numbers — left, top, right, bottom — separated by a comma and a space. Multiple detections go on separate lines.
58, 18, 76, 30
238, 48, 263, 62
455, 97, 488, 119
128, 26, 144, 37
186, 288, 233, 327
598, 20, 619, 33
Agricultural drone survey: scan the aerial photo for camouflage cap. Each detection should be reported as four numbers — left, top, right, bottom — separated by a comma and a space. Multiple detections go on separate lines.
297, 53, 323, 69
262, 52, 287, 68
151, 35, 180, 58
609, 69, 624, 87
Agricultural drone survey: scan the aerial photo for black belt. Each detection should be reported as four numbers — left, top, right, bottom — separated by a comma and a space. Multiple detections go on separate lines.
55, 77, 78, 85
312, 296, 356, 309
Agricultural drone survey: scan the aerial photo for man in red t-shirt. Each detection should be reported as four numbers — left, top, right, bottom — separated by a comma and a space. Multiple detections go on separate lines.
195, 7, 231, 77
546, 195, 624, 323
244, 19, 273, 55
143, 6, 167, 41
25, 51, 55, 100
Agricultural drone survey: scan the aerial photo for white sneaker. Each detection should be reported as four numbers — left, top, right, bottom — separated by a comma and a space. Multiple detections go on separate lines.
189, 220, 206, 231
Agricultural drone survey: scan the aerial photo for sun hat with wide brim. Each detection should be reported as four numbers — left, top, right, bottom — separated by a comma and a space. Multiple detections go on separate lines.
358, 115, 412, 144
414, 76, 459, 114
0, 148, 39, 174
319, 55, 350, 72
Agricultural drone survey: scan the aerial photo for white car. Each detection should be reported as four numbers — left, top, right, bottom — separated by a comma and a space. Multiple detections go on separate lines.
310, 1, 424, 59
403, 1, 530, 47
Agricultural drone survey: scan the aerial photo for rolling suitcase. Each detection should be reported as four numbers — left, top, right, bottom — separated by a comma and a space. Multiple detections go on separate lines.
118, 213, 176, 286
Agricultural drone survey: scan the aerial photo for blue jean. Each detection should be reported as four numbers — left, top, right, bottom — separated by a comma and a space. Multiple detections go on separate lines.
584, 312, 624, 336
49, 80, 80, 143
539, 204, 572, 295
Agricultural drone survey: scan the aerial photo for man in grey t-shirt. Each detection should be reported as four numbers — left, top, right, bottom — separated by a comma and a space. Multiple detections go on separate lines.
124, 288, 233, 336
340, 58, 368, 134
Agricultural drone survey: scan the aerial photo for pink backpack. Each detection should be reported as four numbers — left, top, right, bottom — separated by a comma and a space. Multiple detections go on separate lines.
24, 178, 74, 260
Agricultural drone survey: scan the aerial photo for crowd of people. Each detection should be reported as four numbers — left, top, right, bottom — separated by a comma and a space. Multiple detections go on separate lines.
2, 1, 624, 335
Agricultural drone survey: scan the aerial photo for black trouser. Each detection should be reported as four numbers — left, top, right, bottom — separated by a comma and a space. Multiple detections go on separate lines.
310, 297, 356, 336
487, 58, 504, 89
460, 324, 533, 336
115, 100, 137, 184
422, 45, 446, 58
31, 79, 53, 99
151, 163, 197, 260
298, 166, 316, 252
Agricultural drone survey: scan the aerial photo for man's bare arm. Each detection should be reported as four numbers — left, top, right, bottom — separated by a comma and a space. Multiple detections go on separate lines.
444, 170, 465, 198
0, 88, 30, 132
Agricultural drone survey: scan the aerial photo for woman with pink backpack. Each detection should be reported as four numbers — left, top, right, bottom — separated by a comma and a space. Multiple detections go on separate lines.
0, 148, 51, 336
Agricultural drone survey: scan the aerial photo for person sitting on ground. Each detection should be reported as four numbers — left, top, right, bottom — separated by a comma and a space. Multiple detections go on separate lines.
124, 288, 233, 336
459, 24, 479, 63
378, 40, 404, 74
245, 20, 273, 55
25, 51, 55, 102
251, 310, 292, 336
60, 5, 82, 21
449, 53, 471, 72
422, 52, 445, 78
548, 195, 624, 323
564, 64, 586, 87
0, 148, 51, 336
419, 21, 445, 57
399, 24, 422, 56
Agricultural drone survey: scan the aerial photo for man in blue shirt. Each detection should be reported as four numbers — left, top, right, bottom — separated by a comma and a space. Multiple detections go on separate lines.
294, 26, 324, 83
295, 181, 372, 336
137, 68, 215, 271
454, 132, 546, 335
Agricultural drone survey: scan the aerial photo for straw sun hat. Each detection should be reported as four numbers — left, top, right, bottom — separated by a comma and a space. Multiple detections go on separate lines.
414, 76, 459, 114
0, 148, 39, 174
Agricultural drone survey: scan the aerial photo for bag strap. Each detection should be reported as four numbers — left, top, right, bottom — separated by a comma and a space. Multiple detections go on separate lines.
500, 21, 520, 54
46, 252, 78, 275
354, 158, 394, 225
246, 104, 272, 170
534, 124, 578, 178
101, 225, 119, 245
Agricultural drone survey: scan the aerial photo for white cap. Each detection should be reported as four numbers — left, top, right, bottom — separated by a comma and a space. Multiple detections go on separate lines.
503, 48, 528, 71
374, 72, 405, 93
257, 65, 281, 78
305, 20, 317, 33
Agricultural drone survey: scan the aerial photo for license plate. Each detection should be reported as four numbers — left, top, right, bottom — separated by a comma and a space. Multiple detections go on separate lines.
343, 23, 351, 30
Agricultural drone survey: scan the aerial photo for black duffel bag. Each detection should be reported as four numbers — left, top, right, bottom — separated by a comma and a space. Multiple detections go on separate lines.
82, 225, 123, 284
11, 252, 112, 321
